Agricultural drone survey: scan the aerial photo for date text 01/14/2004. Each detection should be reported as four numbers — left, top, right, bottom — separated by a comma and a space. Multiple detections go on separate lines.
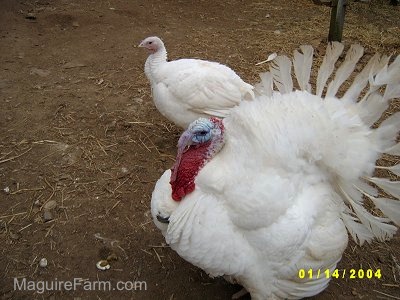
298, 269, 382, 279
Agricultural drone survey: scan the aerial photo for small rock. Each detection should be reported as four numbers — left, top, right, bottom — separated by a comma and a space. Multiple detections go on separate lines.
273, 30, 281, 35
25, 13, 36, 20
39, 258, 48, 268
43, 210, 53, 222
34, 199, 41, 206
265, 13, 270, 18
72, 21, 79, 27
44, 200, 57, 210
3, 187, 10, 193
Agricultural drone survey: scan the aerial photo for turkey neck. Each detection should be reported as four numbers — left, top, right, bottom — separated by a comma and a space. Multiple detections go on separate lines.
145, 48, 167, 82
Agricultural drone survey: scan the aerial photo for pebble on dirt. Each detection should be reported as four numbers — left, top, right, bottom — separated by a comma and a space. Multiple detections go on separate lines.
43, 210, 53, 222
39, 258, 48, 268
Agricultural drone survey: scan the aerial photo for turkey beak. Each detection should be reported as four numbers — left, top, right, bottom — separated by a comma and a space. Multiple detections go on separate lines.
138, 41, 145, 48
157, 214, 170, 224
177, 131, 194, 153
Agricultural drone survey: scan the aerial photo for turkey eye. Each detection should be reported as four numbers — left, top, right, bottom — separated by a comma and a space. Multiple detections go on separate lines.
198, 131, 208, 135
148, 41, 153, 45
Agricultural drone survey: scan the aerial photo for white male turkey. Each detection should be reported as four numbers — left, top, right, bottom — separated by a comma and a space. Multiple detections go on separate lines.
151, 42, 400, 299
138, 36, 254, 128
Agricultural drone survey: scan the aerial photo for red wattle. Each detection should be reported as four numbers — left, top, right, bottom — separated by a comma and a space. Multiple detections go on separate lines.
170, 141, 211, 201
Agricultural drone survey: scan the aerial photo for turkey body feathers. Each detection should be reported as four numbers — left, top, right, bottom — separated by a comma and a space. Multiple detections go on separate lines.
151, 43, 400, 299
152, 59, 252, 125
154, 94, 352, 299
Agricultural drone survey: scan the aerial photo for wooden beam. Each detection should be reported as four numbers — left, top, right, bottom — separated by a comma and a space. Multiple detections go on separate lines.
328, 0, 347, 42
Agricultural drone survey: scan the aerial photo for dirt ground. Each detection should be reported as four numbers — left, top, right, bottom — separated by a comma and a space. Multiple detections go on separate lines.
0, 0, 399, 299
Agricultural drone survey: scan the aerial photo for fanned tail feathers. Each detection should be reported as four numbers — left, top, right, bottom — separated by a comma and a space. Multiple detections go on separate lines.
257, 42, 400, 245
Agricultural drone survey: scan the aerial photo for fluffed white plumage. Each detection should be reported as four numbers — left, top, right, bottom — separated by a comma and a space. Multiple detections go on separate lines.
138, 36, 254, 128
151, 43, 400, 299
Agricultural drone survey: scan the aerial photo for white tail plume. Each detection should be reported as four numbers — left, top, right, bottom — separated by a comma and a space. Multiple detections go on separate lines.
373, 112, 400, 150
326, 44, 364, 97
293, 45, 313, 93
371, 197, 400, 226
270, 56, 293, 94
385, 143, 400, 156
316, 42, 344, 97
256, 42, 400, 245
255, 72, 274, 97
343, 53, 384, 101
368, 177, 400, 199
387, 164, 400, 177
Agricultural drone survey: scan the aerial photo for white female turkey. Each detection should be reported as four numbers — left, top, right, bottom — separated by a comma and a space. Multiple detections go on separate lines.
151, 42, 400, 299
139, 36, 254, 128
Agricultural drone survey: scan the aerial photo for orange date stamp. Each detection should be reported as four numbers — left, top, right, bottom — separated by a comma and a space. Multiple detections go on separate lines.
298, 268, 382, 279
